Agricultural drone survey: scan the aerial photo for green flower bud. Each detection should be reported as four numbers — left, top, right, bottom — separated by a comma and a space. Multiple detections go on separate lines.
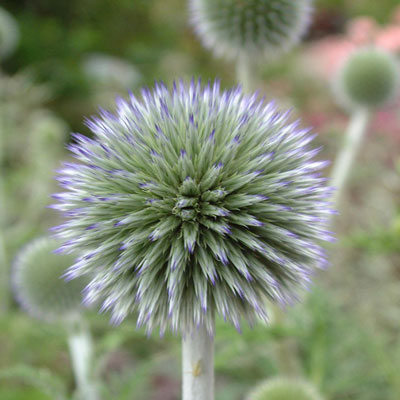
12, 237, 87, 322
334, 47, 400, 110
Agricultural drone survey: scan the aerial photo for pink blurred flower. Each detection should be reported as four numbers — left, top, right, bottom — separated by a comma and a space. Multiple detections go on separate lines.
347, 16, 378, 44
375, 26, 400, 53
306, 38, 356, 78
304, 8, 400, 149
372, 98, 400, 144
307, 10, 400, 79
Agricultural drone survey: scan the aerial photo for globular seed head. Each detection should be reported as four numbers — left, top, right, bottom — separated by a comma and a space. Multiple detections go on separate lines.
12, 237, 87, 322
247, 377, 324, 400
0, 6, 19, 59
190, 0, 313, 61
53, 79, 334, 335
333, 47, 400, 110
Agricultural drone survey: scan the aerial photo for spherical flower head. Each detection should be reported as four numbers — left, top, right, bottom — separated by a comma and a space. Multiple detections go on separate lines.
12, 237, 87, 322
53, 79, 334, 335
0, 6, 19, 59
247, 377, 324, 400
190, 0, 313, 61
333, 47, 400, 110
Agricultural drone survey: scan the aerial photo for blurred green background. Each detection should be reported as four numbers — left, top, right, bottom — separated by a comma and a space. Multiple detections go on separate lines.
1, 0, 400, 399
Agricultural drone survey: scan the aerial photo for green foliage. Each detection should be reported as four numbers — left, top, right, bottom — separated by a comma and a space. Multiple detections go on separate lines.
0, 365, 68, 400
315, 0, 400, 22
99, 363, 153, 400
1, 73, 67, 251
0, 6, 19, 59
248, 377, 323, 400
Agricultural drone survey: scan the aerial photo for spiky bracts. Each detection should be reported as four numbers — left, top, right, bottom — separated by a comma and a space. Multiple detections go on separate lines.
334, 47, 400, 110
12, 237, 87, 322
52, 79, 334, 335
247, 377, 324, 400
190, 0, 313, 61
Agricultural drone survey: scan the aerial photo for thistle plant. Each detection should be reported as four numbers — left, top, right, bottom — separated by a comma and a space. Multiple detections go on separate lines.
331, 47, 400, 207
247, 377, 324, 400
189, 0, 313, 90
12, 237, 99, 400
52, 79, 334, 400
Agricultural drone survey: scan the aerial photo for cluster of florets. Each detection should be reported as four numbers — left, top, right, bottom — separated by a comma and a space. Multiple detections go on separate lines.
52, 79, 334, 335
12, 237, 87, 322
190, 0, 313, 61
334, 47, 400, 110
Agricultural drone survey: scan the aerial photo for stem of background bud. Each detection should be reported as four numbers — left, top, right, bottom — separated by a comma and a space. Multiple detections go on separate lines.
330, 108, 371, 209
236, 56, 257, 93
0, 97, 9, 315
182, 325, 214, 400
67, 315, 99, 400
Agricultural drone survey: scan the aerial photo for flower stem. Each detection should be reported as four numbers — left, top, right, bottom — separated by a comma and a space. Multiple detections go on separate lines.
0, 94, 9, 315
67, 316, 99, 400
182, 326, 214, 400
236, 56, 257, 93
330, 108, 371, 208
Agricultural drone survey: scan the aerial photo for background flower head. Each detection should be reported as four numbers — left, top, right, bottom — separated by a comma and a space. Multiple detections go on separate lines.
12, 237, 87, 322
53, 79, 334, 335
190, 0, 313, 61
333, 47, 400, 110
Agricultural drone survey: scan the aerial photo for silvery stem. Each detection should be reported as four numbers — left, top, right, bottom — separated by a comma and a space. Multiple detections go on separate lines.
236, 56, 256, 93
182, 326, 214, 400
67, 316, 99, 400
330, 108, 371, 208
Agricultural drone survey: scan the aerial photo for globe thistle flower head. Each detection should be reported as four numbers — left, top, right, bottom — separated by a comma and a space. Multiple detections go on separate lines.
190, 0, 313, 61
52, 79, 334, 335
12, 237, 87, 322
0, 6, 19, 59
247, 377, 324, 400
333, 47, 400, 110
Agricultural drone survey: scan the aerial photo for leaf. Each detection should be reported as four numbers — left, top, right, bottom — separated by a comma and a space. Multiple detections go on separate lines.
0, 365, 69, 400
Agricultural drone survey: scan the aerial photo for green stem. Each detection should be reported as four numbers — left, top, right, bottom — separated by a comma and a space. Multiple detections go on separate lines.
236, 56, 257, 93
67, 316, 99, 400
182, 325, 214, 400
0, 85, 9, 315
330, 108, 371, 208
